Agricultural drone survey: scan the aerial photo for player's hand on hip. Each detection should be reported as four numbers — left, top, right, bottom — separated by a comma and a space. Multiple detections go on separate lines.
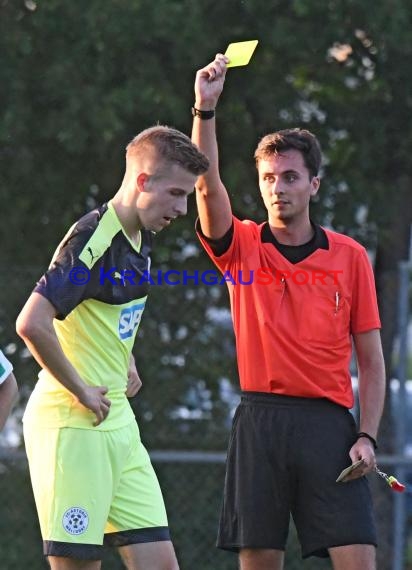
194, 53, 229, 109
78, 385, 111, 426
126, 367, 142, 397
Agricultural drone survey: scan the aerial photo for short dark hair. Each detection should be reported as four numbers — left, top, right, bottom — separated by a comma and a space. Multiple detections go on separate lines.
127, 125, 209, 176
254, 128, 322, 178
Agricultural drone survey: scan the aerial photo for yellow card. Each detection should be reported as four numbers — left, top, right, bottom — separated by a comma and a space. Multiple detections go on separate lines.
225, 40, 259, 68
336, 459, 365, 483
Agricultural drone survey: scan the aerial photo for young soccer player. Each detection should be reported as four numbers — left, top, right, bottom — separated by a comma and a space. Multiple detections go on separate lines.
17, 126, 209, 570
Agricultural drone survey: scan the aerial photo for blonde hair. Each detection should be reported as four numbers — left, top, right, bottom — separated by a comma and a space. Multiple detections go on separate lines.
126, 125, 209, 176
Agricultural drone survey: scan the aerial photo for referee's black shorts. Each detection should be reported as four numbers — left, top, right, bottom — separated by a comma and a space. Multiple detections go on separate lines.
217, 392, 377, 559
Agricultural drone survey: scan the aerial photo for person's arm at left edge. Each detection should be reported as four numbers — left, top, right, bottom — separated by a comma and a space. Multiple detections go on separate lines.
126, 352, 142, 397
346, 329, 385, 480
0, 373, 18, 431
0, 349, 18, 430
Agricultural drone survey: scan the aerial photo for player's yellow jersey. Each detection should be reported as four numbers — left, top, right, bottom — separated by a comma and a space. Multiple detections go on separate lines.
23, 201, 153, 430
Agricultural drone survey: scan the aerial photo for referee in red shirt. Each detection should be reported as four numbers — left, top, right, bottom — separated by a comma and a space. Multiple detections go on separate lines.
191, 53, 385, 570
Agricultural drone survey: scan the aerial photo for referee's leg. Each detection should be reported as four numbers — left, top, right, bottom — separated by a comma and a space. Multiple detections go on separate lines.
329, 543, 376, 570
239, 548, 284, 570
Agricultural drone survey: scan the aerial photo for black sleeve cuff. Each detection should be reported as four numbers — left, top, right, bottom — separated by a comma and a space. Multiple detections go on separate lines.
195, 218, 234, 257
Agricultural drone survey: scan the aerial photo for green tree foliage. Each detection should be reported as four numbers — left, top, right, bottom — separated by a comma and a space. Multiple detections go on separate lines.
1, 1, 411, 567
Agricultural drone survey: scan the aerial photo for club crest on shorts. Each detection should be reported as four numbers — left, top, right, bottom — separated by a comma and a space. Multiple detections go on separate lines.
62, 507, 89, 535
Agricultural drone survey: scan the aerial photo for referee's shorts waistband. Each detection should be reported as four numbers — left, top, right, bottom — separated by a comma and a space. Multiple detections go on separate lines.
240, 391, 347, 411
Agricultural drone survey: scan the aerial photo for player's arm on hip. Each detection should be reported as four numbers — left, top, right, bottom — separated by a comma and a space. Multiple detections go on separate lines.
16, 292, 111, 425
126, 352, 142, 397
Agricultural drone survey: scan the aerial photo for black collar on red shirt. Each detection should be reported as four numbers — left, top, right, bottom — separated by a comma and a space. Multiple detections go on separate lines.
197, 217, 329, 262
261, 222, 329, 264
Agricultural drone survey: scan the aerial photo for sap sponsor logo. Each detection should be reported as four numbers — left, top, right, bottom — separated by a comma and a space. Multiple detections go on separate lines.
118, 303, 145, 340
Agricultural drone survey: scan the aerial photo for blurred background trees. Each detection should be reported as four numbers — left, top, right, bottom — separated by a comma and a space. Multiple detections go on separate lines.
1, 1, 411, 568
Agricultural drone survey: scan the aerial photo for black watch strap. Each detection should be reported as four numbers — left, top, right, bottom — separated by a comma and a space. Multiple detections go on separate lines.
191, 106, 215, 120
356, 432, 378, 450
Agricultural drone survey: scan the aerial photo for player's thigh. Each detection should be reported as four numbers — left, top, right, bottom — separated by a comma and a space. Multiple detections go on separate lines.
118, 540, 179, 570
108, 458, 168, 531
105, 424, 169, 543
48, 556, 102, 569
24, 423, 61, 538
25, 424, 115, 547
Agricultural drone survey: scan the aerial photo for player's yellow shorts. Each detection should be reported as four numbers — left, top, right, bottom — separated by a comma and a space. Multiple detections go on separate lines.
23, 420, 170, 559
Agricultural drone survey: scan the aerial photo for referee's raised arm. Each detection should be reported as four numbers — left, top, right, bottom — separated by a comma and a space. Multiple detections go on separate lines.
192, 54, 233, 240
